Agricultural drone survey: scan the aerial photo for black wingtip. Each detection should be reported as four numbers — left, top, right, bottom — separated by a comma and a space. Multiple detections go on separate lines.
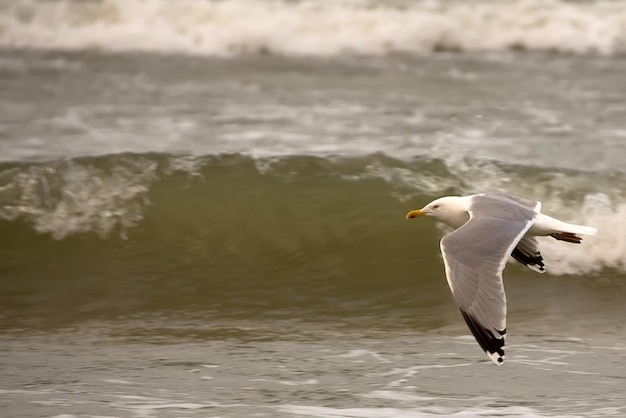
460, 310, 506, 365
487, 351, 505, 366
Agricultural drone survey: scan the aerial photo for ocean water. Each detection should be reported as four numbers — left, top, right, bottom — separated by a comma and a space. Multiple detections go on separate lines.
1, 1, 626, 417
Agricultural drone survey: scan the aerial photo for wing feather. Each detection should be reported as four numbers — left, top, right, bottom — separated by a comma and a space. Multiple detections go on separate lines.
511, 236, 545, 273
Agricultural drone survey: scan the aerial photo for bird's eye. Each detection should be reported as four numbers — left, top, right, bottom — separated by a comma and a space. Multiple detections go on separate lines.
433, 205, 440, 209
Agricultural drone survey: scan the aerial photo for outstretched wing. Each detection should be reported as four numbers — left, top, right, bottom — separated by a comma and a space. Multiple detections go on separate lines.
440, 194, 536, 364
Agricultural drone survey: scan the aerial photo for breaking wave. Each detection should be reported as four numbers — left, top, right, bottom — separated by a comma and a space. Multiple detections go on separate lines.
1, 152, 624, 277
1, 0, 625, 56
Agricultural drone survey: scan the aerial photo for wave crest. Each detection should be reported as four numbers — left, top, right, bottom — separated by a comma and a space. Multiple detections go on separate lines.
0, 155, 157, 239
1, 153, 624, 276
1, 0, 625, 56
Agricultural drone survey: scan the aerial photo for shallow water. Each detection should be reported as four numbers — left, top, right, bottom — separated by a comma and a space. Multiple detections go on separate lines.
2, 316, 625, 418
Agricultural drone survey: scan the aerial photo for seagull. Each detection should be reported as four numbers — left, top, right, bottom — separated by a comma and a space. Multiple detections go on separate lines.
405, 192, 598, 365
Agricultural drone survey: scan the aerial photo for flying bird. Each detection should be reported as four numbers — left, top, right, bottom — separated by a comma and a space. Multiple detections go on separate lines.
406, 192, 597, 365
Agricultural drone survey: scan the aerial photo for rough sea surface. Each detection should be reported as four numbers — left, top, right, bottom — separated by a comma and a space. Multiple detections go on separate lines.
1, 1, 625, 417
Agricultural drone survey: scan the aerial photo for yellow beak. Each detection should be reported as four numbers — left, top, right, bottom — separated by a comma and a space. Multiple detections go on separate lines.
406, 209, 426, 219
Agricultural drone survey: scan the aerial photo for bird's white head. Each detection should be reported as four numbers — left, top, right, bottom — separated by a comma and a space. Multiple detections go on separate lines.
406, 196, 471, 229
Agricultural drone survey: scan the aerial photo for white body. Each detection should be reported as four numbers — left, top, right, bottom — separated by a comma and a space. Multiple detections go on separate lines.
419, 195, 597, 239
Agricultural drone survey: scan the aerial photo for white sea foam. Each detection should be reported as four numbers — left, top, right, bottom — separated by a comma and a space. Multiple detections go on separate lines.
101, 378, 136, 384
279, 404, 585, 418
0, 157, 157, 239
362, 390, 439, 402
540, 193, 626, 275
325, 349, 391, 363
248, 378, 319, 386
1, 0, 625, 56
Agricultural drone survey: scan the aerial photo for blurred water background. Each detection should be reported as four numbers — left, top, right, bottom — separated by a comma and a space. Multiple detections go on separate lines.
1, 1, 625, 417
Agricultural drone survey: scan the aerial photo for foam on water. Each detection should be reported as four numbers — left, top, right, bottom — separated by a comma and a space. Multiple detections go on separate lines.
279, 404, 585, 418
1, 0, 625, 56
0, 156, 157, 239
540, 193, 626, 275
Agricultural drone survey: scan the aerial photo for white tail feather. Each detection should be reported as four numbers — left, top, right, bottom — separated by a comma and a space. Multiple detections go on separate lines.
562, 223, 598, 236
530, 214, 598, 237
